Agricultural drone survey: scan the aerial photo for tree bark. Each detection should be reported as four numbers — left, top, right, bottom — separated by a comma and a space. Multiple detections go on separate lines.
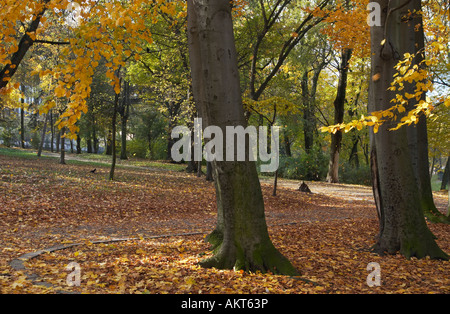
120, 81, 130, 160
50, 111, 54, 152
37, 114, 48, 157
402, 6, 448, 223
20, 86, 26, 148
109, 91, 120, 181
441, 157, 449, 191
76, 134, 81, 154
369, 0, 447, 259
326, 48, 352, 183
187, 0, 298, 275
59, 128, 66, 165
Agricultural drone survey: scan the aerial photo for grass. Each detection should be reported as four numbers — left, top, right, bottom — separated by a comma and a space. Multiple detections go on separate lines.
0, 146, 186, 172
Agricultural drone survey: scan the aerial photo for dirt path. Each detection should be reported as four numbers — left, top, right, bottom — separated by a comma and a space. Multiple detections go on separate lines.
261, 177, 449, 213
41, 151, 448, 210
260, 177, 375, 202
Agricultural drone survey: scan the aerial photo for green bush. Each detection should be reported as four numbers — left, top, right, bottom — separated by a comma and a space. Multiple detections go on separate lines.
339, 163, 372, 186
149, 139, 167, 160
127, 138, 148, 159
30, 131, 40, 150
276, 150, 328, 181
1, 128, 14, 147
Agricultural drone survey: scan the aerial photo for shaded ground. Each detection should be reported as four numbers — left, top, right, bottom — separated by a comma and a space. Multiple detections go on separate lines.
0, 148, 448, 294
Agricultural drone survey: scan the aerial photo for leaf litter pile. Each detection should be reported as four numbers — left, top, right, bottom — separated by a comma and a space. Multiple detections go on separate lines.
0, 152, 448, 294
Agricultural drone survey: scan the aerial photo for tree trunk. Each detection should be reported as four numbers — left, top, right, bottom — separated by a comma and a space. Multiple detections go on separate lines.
206, 161, 213, 181
403, 7, 448, 223
37, 114, 48, 157
326, 48, 352, 183
92, 114, 99, 154
348, 132, 360, 169
441, 157, 449, 190
283, 127, 292, 157
0, 1, 49, 90
187, 0, 298, 275
87, 136, 93, 154
109, 92, 119, 181
56, 130, 60, 153
272, 169, 279, 196
301, 71, 314, 152
59, 128, 66, 165
76, 134, 81, 154
369, 0, 447, 259
20, 86, 25, 148
50, 111, 54, 152
120, 81, 130, 160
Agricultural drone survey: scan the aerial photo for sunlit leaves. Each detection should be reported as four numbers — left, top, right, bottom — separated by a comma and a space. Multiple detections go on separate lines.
320, 0, 450, 135
310, 0, 370, 58
0, 0, 187, 135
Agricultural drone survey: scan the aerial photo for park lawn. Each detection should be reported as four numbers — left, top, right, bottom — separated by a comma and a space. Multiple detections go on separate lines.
0, 148, 448, 294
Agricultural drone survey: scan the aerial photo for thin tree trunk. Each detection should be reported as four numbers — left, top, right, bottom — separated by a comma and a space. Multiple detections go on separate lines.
60, 128, 66, 165
37, 114, 48, 157
273, 169, 279, 196
206, 161, 213, 181
120, 81, 130, 160
441, 157, 449, 190
56, 130, 60, 153
109, 91, 120, 181
50, 111, 54, 152
187, 0, 298, 274
0, 1, 49, 89
326, 48, 352, 183
20, 86, 25, 148
76, 134, 81, 154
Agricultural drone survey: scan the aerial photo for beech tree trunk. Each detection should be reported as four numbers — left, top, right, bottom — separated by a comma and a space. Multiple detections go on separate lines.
20, 87, 25, 148
59, 128, 66, 165
120, 81, 130, 160
187, 0, 298, 275
441, 157, 449, 191
369, 0, 447, 259
37, 114, 48, 157
109, 91, 119, 181
326, 48, 352, 183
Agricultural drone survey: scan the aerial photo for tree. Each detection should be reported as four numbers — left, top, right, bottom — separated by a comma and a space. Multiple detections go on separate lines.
369, 0, 447, 259
119, 80, 131, 160
187, 0, 298, 275
326, 48, 352, 183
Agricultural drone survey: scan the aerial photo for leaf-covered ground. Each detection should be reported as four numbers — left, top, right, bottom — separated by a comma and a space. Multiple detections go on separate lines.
0, 148, 448, 294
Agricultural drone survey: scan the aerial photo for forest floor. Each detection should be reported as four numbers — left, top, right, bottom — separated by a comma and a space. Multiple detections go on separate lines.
0, 147, 449, 294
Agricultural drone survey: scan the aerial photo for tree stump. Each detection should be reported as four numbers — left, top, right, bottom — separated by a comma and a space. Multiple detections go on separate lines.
298, 181, 312, 193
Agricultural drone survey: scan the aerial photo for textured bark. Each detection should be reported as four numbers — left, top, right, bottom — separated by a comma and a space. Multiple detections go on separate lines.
326, 49, 352, 183
120, 81, 130, 160
59, 128, 66, 165
441, 158, 449, 190
369, 0, 447, 259
187, 0, 298, 275
109, 90, 120, 181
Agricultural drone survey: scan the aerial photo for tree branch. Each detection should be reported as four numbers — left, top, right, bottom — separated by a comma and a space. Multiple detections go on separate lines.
34, 39, 70, 45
